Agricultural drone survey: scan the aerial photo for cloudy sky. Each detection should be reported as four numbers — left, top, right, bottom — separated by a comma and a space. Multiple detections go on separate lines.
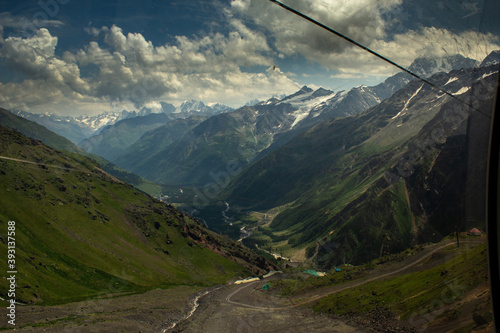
0, 0, 499, 116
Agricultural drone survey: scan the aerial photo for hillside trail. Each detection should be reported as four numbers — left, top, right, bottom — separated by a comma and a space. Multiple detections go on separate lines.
171, 238, 485, 332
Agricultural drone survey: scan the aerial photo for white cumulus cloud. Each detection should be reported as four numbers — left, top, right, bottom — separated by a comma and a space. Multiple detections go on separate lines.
0, 28, 89, 93
0, 22, 299, 114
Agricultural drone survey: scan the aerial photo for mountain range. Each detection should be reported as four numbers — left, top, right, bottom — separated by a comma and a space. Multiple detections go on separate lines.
2, 52, 497, 271
83, 54, 481, 188
222, 58, 498, 266
14, 100, 233, 145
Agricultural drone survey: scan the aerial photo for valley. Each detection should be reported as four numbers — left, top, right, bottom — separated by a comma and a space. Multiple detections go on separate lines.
7, 53, 496, 270
0, 33, 497, 333
0, 1, 499, 332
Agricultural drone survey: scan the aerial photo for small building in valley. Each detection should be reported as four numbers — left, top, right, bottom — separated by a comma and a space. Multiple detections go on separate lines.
467, 228, 483, 236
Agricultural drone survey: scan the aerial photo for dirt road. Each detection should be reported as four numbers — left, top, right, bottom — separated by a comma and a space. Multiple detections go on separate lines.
171, 239, 486, 333
171, 281, 361, 333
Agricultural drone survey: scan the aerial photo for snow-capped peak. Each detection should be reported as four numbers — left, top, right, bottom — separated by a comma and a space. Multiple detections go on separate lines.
408, 54, 479, 78
174, 99, 232, 114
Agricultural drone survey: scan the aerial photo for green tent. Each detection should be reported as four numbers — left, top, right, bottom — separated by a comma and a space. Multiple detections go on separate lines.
303, 270, 320, 277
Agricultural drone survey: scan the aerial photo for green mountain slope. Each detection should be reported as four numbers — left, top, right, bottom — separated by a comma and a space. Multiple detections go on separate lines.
0, 108, 78, 153
0, 126, 274, 305
0, 107, 161, 194
223, 65, 497, 266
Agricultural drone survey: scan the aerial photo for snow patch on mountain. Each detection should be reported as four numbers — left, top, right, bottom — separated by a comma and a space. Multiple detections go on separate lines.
453, 86, 471, 95
444, 77, 459, 86
481, 71, 497, 80
271, 86, 337, 129
74, 112, 127, 130
291, 92, 339, 128
392, 84, 424, 120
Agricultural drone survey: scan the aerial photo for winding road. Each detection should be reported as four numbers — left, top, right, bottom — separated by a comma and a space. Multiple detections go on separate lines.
171, 239, 485, 332
226, 239, 483, 310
